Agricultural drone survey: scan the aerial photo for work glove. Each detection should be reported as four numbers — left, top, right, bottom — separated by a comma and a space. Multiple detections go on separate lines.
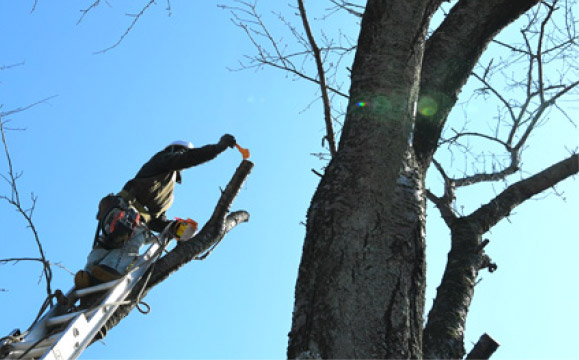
218, 134, 236, 150
172, 218, 198, 240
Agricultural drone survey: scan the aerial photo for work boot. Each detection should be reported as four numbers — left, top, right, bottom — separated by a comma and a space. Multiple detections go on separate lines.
74, 270, 97, 309
74, 270, 93, 290
91, 265, 124, 283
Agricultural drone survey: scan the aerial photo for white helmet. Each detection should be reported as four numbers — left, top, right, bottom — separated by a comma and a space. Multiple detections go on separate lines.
166, 140, 194, 150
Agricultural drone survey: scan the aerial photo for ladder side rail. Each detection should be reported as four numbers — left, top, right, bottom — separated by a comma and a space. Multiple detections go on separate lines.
40, 240, 163, 360
4, 228, 171, 360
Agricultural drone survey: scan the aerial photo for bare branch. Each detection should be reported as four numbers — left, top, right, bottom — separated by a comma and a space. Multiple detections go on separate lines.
471, 72, 517, 124
0, 62, 25, 71
0, 116, 53, 298
535, 1, 558, 103
77, 0, 103, 25
437, 1, 578, 192
93, 0, 156, 54
0, 96, 58, 118
468, 153, 578, 233
327, 0, 364, 18
297, 0, 337, 157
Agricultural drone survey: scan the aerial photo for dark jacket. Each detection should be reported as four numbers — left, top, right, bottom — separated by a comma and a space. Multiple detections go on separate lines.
121, 143, 226, 232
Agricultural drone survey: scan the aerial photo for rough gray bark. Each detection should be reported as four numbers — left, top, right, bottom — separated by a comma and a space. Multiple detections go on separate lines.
287, 1, 435, 358
98, 160, 253, 340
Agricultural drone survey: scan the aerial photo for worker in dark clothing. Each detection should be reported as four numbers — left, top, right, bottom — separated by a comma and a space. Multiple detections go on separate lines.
75, 134, 237, 288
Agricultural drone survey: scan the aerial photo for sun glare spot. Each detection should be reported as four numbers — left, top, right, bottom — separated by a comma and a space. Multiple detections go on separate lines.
417, 96, 438, 116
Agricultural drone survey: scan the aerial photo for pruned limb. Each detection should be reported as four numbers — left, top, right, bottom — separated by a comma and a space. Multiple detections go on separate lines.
466, 333, 500, 360
99, 160, 253, 339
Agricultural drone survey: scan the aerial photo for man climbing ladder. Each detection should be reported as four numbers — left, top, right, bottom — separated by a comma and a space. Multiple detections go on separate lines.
76, 134, 237, 288
0, 134, 251, 359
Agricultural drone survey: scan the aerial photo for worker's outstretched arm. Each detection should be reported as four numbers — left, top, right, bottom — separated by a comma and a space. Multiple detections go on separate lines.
137, 135, 237, 176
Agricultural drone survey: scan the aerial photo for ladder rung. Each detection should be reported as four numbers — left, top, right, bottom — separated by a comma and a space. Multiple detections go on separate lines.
45, 310, 91, 328
10, 333, 60, 351
8, 344, 51, 359
73, 279, 120, 298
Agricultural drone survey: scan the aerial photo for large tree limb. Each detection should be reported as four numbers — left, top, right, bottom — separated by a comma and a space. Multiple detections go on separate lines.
98, 160, 253, 339
468, 154, 578, 233
414, 0, 541, 166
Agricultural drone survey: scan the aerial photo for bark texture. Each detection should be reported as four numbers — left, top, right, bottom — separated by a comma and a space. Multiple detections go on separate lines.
423, 218, 486, 359
288, 1, 435, 358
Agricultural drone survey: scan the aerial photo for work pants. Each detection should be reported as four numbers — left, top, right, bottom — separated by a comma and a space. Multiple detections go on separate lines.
84, 226, 153, 276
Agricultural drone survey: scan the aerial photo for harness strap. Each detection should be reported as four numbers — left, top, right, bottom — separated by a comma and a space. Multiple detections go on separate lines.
117, 189, 151, 223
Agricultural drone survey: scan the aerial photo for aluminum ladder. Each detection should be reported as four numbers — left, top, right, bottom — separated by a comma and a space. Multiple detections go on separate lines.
0, 234, 167, 360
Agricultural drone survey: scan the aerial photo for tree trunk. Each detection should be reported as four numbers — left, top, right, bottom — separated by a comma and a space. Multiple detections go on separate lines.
287, 1, 434, 358
422, 218, 486, 359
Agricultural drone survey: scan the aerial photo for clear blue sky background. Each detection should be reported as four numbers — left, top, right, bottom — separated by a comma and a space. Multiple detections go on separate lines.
1, 1, 577, 359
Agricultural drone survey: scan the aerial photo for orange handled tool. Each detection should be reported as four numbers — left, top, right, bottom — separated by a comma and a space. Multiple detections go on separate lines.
235, 144, 250, 160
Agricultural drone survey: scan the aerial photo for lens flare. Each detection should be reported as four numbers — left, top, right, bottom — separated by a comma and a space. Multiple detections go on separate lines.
356, 101, 367, 108
417, 96, 438, 116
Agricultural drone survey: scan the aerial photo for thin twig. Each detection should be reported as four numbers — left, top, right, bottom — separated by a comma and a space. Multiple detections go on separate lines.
94, 0, 156, 54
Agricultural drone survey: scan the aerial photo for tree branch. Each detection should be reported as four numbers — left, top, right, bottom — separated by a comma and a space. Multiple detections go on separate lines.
99, 160, 254, 338
468, 153, 578, 233
297, 0, 337, 157
327, 0, 365, 18
94, 0, 156, 54
0, 115, 53, 299
414, 0, 541, 166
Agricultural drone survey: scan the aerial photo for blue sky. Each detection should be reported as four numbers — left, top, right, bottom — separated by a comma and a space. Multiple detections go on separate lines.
1, 1, 577, 359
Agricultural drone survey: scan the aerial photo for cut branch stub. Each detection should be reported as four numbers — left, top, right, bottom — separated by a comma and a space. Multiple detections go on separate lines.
466, 333, 500, 360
